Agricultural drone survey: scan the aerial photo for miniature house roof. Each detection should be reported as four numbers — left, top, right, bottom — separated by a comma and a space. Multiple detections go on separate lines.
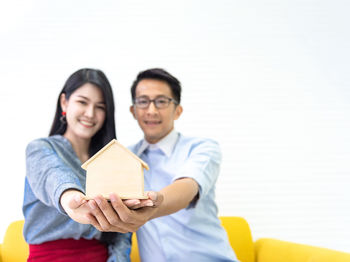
81, 139, 149, 171
81, 139, 149, 199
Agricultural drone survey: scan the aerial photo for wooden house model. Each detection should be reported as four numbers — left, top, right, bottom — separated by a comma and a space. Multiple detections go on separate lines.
81, 139, 149, 199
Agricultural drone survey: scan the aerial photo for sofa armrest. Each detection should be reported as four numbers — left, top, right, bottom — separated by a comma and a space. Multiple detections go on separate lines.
1, 220, 28, 262
220, 216, 255, 262
0, 243, 3, 262
255, 238, 350, 262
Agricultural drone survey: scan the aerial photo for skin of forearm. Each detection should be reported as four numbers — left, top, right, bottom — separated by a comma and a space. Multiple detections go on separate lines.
151, 177, 199, 219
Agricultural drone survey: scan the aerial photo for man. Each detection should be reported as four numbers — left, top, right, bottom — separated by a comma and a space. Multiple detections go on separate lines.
89, 68, 238, 262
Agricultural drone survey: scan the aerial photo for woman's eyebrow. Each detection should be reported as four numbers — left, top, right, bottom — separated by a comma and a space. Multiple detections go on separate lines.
77, 95, 105, 104
76, 95, 89, 100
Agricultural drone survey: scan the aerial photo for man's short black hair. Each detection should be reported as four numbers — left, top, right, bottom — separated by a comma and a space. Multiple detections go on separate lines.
131, 68, 181, 104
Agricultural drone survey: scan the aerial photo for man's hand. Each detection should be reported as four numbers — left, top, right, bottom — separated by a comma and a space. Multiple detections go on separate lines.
123, 191, 158, 210
87, 192, 163, 233
86, 178, 198, 233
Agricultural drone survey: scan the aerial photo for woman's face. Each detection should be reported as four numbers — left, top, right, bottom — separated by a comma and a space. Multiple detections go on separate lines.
60, 83, 106, 142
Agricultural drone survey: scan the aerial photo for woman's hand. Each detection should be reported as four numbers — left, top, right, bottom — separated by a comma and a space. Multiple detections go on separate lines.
87, 191, 163, 233
60, 189, 92, 224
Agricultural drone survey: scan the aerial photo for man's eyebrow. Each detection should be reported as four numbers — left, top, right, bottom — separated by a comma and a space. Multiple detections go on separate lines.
136, 95, 168, 98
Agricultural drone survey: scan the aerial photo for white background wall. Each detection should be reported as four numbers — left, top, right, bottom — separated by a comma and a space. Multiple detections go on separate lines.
0, 0, 349, 253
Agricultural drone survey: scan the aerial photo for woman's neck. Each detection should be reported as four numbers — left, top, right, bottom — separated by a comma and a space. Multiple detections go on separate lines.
63, 134, 91, 163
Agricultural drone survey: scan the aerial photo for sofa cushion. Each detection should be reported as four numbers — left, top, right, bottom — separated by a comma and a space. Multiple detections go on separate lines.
255, 238, 350, 262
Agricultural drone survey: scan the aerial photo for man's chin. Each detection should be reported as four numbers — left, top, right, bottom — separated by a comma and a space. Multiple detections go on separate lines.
144, 134, 162, 144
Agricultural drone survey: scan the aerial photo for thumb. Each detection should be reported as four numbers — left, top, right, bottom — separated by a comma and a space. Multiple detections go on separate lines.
68, 192, 86, 209
146, 191, 163, 207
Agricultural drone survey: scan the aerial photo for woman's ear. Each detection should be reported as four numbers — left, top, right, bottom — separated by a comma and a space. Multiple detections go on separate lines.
60, 93, 67, 112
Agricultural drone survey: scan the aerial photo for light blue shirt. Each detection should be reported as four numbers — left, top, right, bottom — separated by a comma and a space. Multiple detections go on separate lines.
22, 135, 131, 262
129, 130, 238, 262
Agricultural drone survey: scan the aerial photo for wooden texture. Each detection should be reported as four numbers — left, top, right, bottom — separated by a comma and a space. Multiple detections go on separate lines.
82, 139, 148, 199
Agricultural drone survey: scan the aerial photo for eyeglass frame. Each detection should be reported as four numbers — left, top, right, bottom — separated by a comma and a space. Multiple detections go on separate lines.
133, 96, 179, 109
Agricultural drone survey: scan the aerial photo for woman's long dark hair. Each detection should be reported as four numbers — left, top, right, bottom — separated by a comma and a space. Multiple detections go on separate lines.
49, 68, 116, 156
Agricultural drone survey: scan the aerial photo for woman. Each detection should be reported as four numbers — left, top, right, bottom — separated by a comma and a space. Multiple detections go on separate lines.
23, 68, 131, 261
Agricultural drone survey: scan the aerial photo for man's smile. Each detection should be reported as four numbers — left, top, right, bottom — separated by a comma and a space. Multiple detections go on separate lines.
144, 120, 161, 125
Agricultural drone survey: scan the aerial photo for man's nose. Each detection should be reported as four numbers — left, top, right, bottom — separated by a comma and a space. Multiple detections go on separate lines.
146, 101, 158, 113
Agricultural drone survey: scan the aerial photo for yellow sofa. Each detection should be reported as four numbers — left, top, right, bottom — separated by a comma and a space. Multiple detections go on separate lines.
1, 217, 350, 262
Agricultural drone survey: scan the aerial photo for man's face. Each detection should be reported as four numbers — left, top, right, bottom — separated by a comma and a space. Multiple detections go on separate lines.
130, 79, 183, 144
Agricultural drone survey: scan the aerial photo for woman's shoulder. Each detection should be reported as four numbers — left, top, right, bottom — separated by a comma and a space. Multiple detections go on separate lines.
26, 135, 66, 151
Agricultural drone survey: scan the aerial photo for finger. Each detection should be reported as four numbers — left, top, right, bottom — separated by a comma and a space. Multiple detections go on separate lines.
109, 194, 134, 223
146, 191, 157, 201
86, 213, 129, 233
68, 192, 86, 209
94, 195, 125, 224
75, 193, 87, 205
95, 195, 137, 233
125, 202, 150, 210
136, 199, 154, 208
128, 204, 142, 210
88, 199, 115, 231
147, 191, 163, 207
86, 213, 103, 231
123, 199, 141, 208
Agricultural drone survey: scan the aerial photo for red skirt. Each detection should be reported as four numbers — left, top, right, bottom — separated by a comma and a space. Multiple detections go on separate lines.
28, 238, 108, 262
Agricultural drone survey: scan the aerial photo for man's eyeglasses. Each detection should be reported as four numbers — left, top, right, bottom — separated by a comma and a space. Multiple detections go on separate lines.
133, 96, 179, 109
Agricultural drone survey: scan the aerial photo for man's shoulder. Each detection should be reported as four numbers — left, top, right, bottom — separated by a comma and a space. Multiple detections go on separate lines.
128, 139, 144, 154
178, 133, 220, 149
176, 134, 221, 159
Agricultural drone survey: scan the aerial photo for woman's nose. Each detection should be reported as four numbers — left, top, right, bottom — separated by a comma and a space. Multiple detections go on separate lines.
85, 105, 95, 117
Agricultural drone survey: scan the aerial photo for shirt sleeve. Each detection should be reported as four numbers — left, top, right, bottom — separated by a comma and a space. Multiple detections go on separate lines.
104, 232, 132, 262
172, 139, 222, 199
26, 139, 84, 213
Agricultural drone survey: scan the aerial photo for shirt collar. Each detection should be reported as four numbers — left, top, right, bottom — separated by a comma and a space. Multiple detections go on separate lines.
136, 129, 178, 157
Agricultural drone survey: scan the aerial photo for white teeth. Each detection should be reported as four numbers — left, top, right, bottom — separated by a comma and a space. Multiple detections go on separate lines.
80, 120, 94, 126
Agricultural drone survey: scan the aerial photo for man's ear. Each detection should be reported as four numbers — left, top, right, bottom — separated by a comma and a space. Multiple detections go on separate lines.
174, 105, 183, 120
60, 93, 67, 112
130, 105, 136, 119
